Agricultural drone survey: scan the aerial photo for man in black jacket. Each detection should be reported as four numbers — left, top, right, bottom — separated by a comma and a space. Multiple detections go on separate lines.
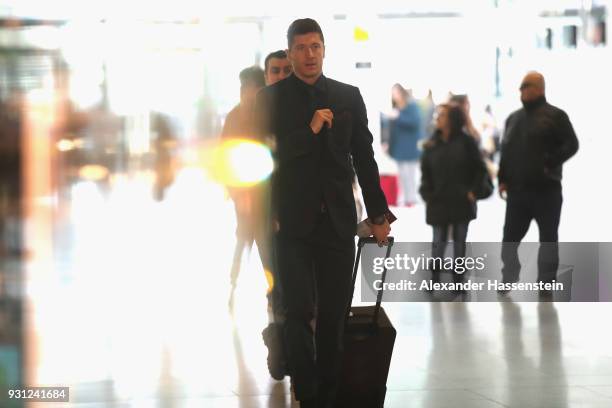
255, 18, 391, 408
498, 71, 579, 288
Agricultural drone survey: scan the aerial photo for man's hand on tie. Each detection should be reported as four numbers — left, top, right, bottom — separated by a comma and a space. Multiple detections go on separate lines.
310, 109, 333, 134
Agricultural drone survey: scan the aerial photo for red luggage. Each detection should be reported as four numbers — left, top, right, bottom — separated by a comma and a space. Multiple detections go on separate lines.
379, 175, 398, 207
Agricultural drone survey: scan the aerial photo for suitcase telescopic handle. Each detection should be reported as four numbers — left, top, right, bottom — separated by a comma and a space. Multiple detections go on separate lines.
346, 236, 395, 326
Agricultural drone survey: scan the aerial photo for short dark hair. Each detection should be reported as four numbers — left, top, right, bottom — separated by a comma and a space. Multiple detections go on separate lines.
287, 18, 324, 48
264, 50, 287, 72
239, 66, 265, 88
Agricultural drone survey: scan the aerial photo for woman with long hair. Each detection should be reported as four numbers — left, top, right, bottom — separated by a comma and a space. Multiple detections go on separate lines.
419, 103, 487, 284
385, 83, 423, 207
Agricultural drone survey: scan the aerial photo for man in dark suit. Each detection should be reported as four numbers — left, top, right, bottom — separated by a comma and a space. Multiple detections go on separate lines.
255, 18, 391, 408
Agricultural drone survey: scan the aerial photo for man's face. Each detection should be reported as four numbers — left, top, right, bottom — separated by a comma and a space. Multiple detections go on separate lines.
287, 32, 325, 83
519, 74, 544, 103
265, 57, 292, 85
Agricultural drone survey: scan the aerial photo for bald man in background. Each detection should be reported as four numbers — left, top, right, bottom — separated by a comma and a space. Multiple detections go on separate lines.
498, 71, 579, 292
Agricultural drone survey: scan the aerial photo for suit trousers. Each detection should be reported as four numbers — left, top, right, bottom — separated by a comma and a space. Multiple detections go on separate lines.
502, 186, 562, 283
276, 211, 355, 403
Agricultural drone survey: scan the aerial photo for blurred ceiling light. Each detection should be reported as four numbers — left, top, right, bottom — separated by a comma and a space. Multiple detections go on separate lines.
56, 139, 75, 151
207, 139, 273, 187
78, 165, 109, 181
353, 26, 370, 42
57, 138, 85, 151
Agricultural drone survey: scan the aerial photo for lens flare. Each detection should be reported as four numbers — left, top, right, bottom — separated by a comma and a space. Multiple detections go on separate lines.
56, 139, 75, 152
207, 139, 273, 187
78, 165, 109, 181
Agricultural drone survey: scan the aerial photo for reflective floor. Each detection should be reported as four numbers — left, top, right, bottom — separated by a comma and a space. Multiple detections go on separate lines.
8, 158, 612, 408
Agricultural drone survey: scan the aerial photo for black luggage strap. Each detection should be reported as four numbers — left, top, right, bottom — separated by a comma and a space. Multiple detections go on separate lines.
346, 236, 394, 327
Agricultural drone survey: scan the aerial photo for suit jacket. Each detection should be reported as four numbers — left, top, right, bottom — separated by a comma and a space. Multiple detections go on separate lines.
255, 74, 388, 239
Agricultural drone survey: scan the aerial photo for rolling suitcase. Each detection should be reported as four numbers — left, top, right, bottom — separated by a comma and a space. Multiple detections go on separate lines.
336, 237, 396, 408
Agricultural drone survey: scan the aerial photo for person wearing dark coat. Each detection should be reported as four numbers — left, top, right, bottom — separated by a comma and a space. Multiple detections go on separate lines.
419, 103, 487, 283
498, 71, 579, 288
254, 18, 391, 408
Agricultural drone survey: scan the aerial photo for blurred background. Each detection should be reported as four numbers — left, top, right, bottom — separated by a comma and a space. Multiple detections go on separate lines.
1, 1, 612, 407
